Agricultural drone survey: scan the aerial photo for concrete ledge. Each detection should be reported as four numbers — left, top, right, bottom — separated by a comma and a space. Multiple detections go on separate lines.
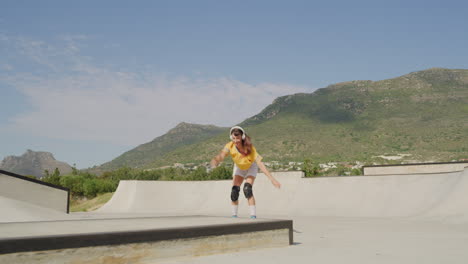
363, 161, 468, 175
1, 228, 291, 264
0, 218, 293, 256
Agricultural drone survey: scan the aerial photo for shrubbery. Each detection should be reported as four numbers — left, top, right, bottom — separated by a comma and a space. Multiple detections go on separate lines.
302, 159, 320, 177
41, 160, 368, 199
42, 168, 119, 198
303, 159, 363, 177
42, 165, 233, 198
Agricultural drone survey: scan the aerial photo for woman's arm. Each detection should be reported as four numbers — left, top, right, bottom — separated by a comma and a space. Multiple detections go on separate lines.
210, 151, 228, 169
256, 160, 281, 188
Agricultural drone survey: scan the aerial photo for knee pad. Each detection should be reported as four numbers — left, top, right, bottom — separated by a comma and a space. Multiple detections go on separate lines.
243, 183, 253, 199
231, 186, 240, 202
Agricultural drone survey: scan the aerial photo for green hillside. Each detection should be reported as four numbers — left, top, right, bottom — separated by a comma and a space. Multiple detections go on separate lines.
96, 68, 468, 170
144, 68, 468, 167
93, 122, 226, 172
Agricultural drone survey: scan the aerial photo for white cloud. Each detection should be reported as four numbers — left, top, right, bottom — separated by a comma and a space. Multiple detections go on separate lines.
1, 35, 313, 146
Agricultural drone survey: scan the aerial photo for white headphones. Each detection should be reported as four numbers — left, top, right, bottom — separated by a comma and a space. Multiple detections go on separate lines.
230, 126, 246, 141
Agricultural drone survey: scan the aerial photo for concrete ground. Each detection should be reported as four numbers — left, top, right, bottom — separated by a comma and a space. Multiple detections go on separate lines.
165, 215, 468, 264
3, 214, 467, 264
94, 168, 468, 263
2, 168, 468, 263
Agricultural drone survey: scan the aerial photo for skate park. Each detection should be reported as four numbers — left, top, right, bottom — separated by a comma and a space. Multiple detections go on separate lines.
1, 162, 468, 263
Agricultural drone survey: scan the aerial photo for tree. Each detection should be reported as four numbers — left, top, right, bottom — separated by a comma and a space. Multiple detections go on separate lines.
72, 164, 79, 175
52, 168, 61, 177
303, 159, 320, 177
192, 166, 208, 180
43, 168, 61, 186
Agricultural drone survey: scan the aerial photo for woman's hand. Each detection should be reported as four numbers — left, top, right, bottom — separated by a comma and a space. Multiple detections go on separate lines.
271, 178, 281, 189
211, 151, 228, 169
210, 160, 218, 169
257, 160, 281, 189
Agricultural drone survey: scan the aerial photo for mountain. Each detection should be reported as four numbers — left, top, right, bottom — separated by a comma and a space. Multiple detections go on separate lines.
93, 122, 227, 172
229, 68, 468, 163
95, 68, 468, 170
145, 68, 468, 167
0, 150, 73, 178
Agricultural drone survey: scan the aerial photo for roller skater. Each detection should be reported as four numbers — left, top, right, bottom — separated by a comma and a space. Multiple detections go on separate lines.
210, 126, 281, 219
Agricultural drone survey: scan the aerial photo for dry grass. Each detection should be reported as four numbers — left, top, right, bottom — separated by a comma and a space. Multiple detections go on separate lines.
70, 192, 113, 212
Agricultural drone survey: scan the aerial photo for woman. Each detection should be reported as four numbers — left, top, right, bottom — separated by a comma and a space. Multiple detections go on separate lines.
210, 126, 281, 219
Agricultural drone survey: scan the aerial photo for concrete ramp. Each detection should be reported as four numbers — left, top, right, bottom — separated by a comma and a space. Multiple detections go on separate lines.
97, 169, 468, 220
0, 196, 68, 223
287, 169, 468, 219
0, 170, 70, 223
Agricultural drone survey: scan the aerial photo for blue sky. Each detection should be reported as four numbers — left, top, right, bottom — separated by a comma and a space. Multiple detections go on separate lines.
1, 0, 467, 169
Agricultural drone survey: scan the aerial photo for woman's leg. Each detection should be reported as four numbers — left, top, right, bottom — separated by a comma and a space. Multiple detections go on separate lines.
231, 175, 244, 217
245, 176, 257, 218
231, 175, 244, 206
245, 176, 256, 206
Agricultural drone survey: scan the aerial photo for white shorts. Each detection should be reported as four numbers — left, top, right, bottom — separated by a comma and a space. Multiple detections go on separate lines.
233, 162, 258, 178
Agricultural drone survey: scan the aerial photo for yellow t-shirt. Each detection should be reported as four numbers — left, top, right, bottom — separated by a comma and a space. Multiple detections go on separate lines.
223, 142, 262, 170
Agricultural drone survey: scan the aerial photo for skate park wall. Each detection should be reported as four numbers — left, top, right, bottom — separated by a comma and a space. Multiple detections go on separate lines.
0, 170, 69, 213
363, 161, 468, 175
98, 168, 468, 221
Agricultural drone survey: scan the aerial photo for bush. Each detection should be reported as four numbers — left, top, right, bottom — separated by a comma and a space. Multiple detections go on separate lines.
303, 159, 320, 177
208, 165, 232, 180
336, 165, 347, 176
43, 174, 61, 186
83, 179, 98, 197
86, 178, 118, 197
351, 168, 362, 176
43, 165, 235, 199
59, 175, 85, 196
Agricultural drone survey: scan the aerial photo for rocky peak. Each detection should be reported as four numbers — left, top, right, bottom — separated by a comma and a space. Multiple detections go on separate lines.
0, 150, 72, 178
